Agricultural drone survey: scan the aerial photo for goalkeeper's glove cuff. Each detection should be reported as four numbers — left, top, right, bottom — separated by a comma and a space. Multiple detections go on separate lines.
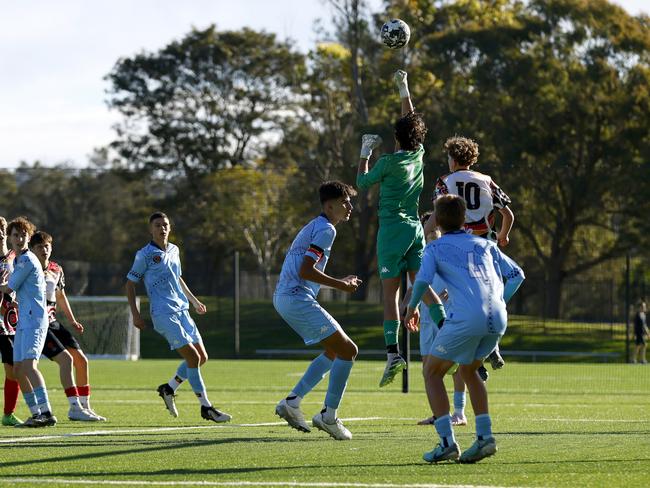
429, 303, 446, 327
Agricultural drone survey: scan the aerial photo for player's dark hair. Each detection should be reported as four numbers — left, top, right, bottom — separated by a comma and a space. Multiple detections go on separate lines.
149, 211, 169, 223
30, 231, 53, 247
435, 195, 466, 232
6, 216, 36, 238
394, 111, 427, 151
444, 136, 479, 167
319, 180, 357, 204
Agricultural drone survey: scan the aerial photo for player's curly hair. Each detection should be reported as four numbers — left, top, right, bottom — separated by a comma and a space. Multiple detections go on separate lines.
319, 180, 357, 204
7, 216, 36, 238
394, 111, 427, 151
444, 136, 479, 167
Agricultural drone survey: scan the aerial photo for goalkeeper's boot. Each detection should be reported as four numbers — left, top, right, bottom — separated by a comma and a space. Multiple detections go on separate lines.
423, 441, 461, 463
379, 354, 407, 387
275, 399, 311, 433
458, 437, 497, 463
312, 412, 352, 440
201, 405, 232, 423
451, 412, 468, 426
68, 405, 101, 422
157, 383, 178, 417
39, 411, 57, 427
477, 365, 489, 382
488, 349, 505, 370
2, 413, 23, 427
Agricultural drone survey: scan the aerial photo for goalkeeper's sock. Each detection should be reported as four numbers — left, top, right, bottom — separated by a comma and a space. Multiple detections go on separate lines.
4, 378, 19, 415
77, 384, 91, 409
383, 320, 400, 349
291, 353, 332, 399
168, 361, 188, 392
187, 367, 211, 407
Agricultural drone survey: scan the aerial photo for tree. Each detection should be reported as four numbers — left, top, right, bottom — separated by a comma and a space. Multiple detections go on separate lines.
106, 26, 306, 187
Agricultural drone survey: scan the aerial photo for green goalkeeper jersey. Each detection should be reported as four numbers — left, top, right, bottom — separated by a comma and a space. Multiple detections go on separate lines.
357, 145, 424, 224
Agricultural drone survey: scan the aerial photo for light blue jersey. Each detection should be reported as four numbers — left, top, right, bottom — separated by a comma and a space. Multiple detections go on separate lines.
127, 242, 189, 317
8, 250, 48, 330
275, 215, 336, 299
416, 231, 524, 335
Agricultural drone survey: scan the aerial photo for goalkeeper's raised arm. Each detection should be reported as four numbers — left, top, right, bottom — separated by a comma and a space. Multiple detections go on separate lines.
394, 69, 414, 115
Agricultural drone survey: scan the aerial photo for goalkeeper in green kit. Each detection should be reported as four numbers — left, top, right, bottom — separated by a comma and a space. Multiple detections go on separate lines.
357, 70, 428, 387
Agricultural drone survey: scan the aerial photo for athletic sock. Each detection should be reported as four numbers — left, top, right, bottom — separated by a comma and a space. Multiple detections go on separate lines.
4, 378, 20, 415
33, 386, 52, 415
286, 395, 302, 408
23, 391, 39, 416
168, 361, 188, 392
321, 406, 337, 424
77, 384, 91, 409
186, 367, 211, 407
324, 358, 353, 412
383, 320, 400, 348
291, 353, 333, 399
475, 413, 493, 440
434, 414, 456, 447
65, 386, 82, 408
453, 391, 466, 416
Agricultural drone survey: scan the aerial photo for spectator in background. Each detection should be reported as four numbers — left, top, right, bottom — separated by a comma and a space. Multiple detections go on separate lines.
633, 301, 649, 364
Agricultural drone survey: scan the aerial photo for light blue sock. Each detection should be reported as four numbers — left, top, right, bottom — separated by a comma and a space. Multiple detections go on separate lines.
169, 361, 188, 391
33, 386, 52, 414
187, 367, 211, 407
23, 391, 39, 415
475, 413, 492, 439
434, 414, 456, 447
324, 358, 353, 410
291, 354, 333, 400
453, 391, 466, 415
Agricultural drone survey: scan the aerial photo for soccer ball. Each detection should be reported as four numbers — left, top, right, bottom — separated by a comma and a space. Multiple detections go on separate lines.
381, 19, 410, 49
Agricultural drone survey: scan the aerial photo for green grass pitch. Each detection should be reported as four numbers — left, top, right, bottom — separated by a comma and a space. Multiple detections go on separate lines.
0, 359, 648, 487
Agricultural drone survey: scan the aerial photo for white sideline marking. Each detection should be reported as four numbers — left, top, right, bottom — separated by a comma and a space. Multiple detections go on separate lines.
0, 417, 400, 444
532, 417, 647, 423
9, 479, 512, 488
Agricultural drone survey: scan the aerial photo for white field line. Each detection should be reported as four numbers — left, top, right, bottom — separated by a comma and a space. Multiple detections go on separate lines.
8, 478, 517, 488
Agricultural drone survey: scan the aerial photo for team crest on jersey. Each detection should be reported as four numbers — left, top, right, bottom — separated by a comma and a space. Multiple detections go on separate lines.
153, 255, 162, 264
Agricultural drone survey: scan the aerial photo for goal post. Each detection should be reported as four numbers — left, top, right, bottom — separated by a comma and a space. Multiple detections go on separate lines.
67, 296, 140, 360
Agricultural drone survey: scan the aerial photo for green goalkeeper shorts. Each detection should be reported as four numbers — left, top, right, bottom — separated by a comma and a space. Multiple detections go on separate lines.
376, 220, 425, 279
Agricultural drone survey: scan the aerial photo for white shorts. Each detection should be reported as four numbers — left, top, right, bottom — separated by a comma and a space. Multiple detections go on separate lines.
152, 310, 202, 350
273, 292, 340, 346
14, 327, 48, 362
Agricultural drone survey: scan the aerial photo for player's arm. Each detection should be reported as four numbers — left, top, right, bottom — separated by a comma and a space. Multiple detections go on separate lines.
179, 277, 206, 314
55, 288, 84, 333
497, 206, 514, 247
125, 280, 145, 330
356, 135, 384, 189
299, 256, 361, 294
495, 249, 525, 303
0, 257, 30, 294
394, 70, 414, 115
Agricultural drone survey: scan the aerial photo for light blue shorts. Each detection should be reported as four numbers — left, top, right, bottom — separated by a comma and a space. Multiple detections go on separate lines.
428, 318, 503, 365
14, 327, 48, 362
273, 292, 340, 346
419, 312, 439, 357
152, 309, 202, 350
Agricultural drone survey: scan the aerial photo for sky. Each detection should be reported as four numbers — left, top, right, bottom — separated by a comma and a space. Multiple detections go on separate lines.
0, 0, 647, 168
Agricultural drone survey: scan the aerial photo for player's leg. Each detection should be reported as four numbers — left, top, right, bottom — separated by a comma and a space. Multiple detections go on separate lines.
273, 293, 335, 433
65, 346, 105, 420
1, 337, 22, 426
417, 313, 436, 425
451, 370, 467, 426
311, 329, 358, 440
380, 276, 406, 387
487, 343, 505, 370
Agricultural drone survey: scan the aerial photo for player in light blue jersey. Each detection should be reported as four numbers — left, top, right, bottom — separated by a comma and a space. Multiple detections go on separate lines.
0, 217, 56, 428
405, 195, 524, 463
274, 181, 362, 441
126, 212, 231, 423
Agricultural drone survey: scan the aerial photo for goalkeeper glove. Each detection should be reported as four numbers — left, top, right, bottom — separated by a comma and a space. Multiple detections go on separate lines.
428, 303, 446, 328
394, 69, 410, 99
359, 134, 382, 159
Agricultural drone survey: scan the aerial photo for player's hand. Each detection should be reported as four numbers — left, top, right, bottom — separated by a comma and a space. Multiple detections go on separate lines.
404, 306, 420, 332
133, 315, 146, 330
71, 320, 84, 333
497, 234, 509, 247
393, 69, 410, 98
340, 275, 362, 293
193, 300, 207, 315
440, 289, 449, 302
359, 134, 382, 159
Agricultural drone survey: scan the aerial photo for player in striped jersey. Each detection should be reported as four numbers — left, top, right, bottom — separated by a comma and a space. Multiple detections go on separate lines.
0, 216, 21, 427
274, 181, 361, 440
425, 136, 514, 369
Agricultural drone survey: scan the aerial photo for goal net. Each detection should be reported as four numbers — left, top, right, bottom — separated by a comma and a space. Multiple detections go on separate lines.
67, 296, 140, 360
